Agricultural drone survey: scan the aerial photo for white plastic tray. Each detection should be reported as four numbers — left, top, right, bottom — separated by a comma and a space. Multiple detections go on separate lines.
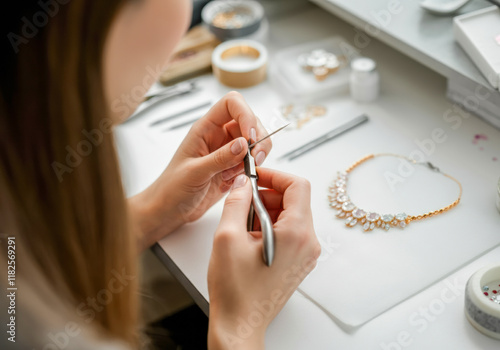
454, 6, 500, 90
269, 36, 359, 103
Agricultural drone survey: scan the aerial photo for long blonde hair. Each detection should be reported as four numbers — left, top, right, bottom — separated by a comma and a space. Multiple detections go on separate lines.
0, 1, 139, 347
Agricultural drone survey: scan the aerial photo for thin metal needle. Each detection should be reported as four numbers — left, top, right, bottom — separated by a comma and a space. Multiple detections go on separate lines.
248, 123, 290, 150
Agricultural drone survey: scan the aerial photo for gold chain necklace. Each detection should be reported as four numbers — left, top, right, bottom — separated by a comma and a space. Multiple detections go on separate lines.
328, 153, 463, 231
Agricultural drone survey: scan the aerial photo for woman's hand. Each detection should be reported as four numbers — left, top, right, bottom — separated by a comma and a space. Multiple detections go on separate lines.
207, 168, 321, 350
129, 92, 272, 249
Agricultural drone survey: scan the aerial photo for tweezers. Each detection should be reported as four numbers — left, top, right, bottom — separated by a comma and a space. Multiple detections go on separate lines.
244, 140, 274, 266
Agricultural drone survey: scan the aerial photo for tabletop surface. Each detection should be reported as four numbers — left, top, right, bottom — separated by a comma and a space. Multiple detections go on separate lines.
115, 3, 500, 349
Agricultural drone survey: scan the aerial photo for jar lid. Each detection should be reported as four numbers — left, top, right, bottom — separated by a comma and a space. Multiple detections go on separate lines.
351, 57, 376, 74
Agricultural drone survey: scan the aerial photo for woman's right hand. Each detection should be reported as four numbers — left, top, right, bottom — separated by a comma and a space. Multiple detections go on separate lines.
207, 168, 321, 350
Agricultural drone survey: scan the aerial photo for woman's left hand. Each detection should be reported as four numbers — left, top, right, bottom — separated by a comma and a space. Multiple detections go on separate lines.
129, 91, 272, 248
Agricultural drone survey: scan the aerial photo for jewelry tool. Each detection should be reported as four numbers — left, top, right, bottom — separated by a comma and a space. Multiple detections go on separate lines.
151, 101, 211, 127
245, 123, 290, 266
248, 122, 290, 149
278, 114, 369, 161
163, 116, 203, 131
144, 80, 198, 101
125, 80, 199, 123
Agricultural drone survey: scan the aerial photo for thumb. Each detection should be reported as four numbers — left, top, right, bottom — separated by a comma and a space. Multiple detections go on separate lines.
199, 137, 248, 177
218, 174, 253, 234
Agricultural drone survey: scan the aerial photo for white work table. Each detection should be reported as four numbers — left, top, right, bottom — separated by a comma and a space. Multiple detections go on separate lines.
115, 3, 500, 349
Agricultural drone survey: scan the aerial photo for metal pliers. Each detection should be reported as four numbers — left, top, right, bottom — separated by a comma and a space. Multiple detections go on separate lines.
244, 141, 275, 266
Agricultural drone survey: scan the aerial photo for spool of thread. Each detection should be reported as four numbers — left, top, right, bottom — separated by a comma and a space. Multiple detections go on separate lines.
212, 40, 267, 88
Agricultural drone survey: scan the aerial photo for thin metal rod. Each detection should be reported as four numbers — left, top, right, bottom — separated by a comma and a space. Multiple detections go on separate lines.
143, 80, 197, 101
164, 116, 202, 131
150, 101, 211, 127
125, 82, 199, 123
248, 123, 290, 150
278, 114, 369, 161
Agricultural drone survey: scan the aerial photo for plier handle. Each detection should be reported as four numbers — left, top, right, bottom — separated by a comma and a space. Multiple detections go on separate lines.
244, 141, 275, 266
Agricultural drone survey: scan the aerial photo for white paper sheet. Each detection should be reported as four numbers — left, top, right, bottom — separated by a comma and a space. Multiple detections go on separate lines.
264, 97, 500, 328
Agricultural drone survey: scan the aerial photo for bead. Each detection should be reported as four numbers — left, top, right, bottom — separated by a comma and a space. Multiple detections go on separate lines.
352, 208, 366, 219
366, 212, 380, 222
342, 202, 355, 212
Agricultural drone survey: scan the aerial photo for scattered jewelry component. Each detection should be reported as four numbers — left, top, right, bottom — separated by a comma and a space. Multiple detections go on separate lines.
328, 154, 463, 232
482, 281, 500, 305
298, 49, 345, 81
278, 104, 327, 129
203, 1, 264, 40
212, 10, 252, 29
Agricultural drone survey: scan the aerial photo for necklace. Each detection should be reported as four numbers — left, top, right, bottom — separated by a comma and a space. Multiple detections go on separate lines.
328, 153, 463, 232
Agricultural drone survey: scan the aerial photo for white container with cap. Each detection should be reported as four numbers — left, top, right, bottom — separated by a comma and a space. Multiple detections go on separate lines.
349, 57, 380, 103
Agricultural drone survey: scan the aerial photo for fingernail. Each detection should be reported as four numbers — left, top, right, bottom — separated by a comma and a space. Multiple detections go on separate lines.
232, 174, 247, 189
231, 139, 243, 155
221, 169, 232, 181
250, 128, 257, 143
255, 151, 266, 166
